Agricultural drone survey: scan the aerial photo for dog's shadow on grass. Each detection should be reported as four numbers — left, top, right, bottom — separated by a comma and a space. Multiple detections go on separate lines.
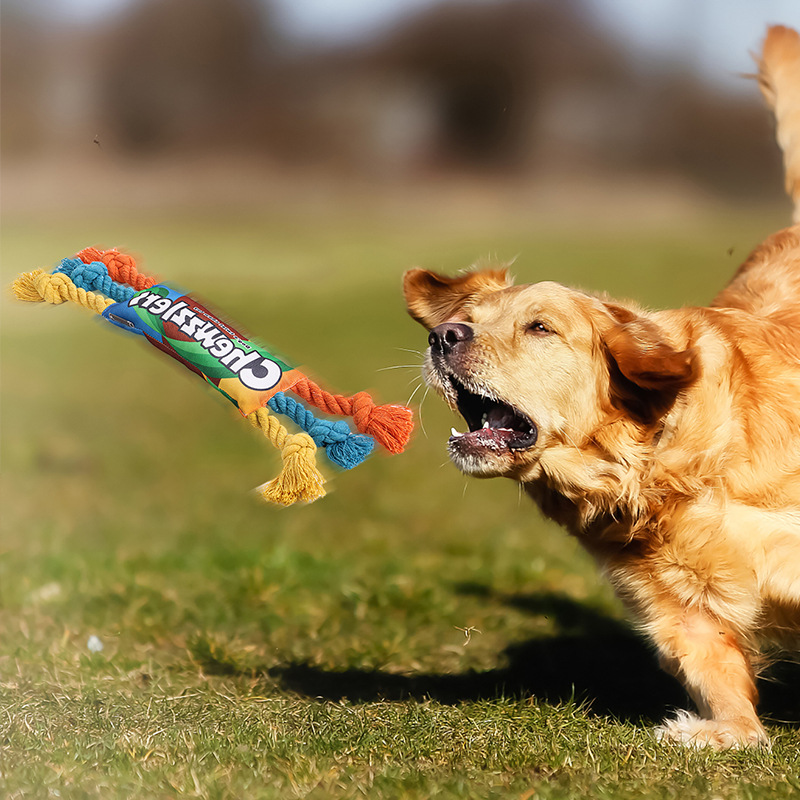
269, 587, 800, 726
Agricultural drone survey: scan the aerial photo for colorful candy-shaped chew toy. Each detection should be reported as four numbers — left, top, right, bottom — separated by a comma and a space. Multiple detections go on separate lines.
12, 247, 413, 505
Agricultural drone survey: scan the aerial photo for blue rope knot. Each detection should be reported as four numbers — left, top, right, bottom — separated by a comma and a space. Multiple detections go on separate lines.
268, 392, 374, 469
55, 258, 135, 302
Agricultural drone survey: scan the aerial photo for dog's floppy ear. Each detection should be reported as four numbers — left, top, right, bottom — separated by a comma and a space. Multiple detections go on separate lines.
403, 268, 513, 329
603, 304, 698, 394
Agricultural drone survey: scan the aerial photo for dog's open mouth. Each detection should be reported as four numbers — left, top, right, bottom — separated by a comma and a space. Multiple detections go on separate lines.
447, 375, 538, 452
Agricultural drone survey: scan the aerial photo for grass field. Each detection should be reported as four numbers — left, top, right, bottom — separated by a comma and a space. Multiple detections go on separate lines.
2, 203, 799, 799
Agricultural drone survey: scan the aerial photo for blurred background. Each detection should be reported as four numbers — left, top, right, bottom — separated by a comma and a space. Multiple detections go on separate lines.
3, 0, 800, 222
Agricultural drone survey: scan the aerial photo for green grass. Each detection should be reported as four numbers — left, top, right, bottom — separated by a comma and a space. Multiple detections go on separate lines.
2, 206, 798, 798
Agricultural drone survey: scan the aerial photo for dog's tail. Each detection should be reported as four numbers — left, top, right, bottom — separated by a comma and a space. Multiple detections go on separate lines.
759, 25, 800, 221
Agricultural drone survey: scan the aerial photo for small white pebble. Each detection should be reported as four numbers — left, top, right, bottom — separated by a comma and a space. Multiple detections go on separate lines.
87, 635, 104, 653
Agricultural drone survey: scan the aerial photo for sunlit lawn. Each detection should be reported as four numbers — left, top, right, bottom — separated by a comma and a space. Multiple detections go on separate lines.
2, 204, 798, 798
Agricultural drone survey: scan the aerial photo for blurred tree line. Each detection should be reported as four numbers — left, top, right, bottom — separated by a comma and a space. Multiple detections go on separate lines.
1, 0, 782, 196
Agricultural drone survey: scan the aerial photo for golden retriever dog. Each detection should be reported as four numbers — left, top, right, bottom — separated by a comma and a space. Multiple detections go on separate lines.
403, 26, 800, 749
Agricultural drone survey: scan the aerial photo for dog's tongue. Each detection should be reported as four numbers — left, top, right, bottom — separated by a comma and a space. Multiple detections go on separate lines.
450, 422, 537, 452
472, 426, 517, 449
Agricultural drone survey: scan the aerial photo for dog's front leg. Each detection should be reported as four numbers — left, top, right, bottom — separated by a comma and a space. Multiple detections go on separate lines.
648, 608, 768, 749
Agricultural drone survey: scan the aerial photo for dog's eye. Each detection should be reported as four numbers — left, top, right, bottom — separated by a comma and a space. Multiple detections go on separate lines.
527, 321, 552, 335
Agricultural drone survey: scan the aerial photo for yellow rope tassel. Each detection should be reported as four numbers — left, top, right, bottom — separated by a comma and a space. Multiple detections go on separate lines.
248, 408, 326, 505
12, 269, 114, 313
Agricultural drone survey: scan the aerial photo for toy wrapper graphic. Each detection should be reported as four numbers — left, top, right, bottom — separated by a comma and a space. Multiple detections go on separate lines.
103, 283, 301, 416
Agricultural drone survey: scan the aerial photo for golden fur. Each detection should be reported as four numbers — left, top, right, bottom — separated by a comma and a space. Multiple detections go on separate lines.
403, 26, 800, 749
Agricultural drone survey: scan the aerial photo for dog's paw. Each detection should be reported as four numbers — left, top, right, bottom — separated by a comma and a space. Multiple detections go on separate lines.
655, 710, 769, 750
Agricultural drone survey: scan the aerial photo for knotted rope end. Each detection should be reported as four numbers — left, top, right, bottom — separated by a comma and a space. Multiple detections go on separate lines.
12, 270, 49, 303
361, 403, 414, 454
326, 433, 375, 469
255, 432, 326, 505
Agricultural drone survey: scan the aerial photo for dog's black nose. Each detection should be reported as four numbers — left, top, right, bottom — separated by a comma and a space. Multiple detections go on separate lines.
428, 322, 473, 354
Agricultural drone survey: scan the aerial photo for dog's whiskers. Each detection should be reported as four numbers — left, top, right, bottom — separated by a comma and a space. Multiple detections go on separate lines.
376, 364, 424, 372
405, 379, 425, 408
416, 385, 431, 439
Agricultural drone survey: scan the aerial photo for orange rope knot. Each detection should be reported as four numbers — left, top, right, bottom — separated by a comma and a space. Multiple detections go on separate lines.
77, 247, 158, 290
292, 377, 413, 454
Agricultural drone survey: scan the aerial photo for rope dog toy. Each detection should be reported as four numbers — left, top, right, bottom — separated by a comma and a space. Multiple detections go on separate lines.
12, 247, 413, 505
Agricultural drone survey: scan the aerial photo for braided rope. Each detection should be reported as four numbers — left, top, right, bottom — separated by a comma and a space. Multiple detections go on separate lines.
55, 258, 136, 302
290, 375, 413, 454
247, 408, 325, 504
12, 269, 115, 313
267, 392, 374, 469
77, 247, 158, 290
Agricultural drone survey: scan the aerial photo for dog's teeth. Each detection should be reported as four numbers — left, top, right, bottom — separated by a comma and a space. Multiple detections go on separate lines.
482, 421, 490, 429
450, 427, 462, 438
